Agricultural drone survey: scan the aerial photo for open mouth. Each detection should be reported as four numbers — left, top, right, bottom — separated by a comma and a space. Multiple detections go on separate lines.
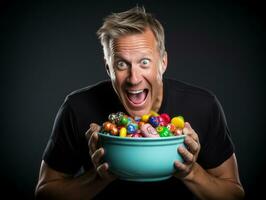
126, 89, 149, 105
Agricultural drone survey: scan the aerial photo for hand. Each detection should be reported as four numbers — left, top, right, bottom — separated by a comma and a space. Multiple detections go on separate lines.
85, 123, 116, 182
174, 122, 200, 179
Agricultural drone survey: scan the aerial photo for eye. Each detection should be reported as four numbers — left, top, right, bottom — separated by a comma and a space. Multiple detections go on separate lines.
140, 58, 150, 66
116, 61, 128, 70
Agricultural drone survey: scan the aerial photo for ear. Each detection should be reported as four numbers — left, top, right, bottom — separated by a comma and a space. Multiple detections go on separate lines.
161, 51, 168, 74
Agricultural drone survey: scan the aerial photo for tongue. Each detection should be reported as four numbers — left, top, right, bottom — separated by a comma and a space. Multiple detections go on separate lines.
128, 91, 146, 104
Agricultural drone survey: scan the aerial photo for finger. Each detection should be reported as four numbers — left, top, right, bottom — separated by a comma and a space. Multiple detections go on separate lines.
178, 145, 193, 163
184, 136, 199, 154
183, 122, 192, 134
85, 123, 101, 141
174, 160, 186, 170
89, 132, 98, 156
91, 148, 104, 168
174, 160, 190, 174
90, 123, 101, 132
97, 163, 115, 180
184, 122, 191, 129
183, 129, 199, 143
182, 127, 190, 135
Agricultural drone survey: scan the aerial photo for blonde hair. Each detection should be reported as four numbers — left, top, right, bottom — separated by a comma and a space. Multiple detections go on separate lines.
97, 6, 166, 66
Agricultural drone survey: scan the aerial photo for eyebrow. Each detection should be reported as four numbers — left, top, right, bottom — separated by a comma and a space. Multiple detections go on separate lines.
113, 56, 129, 64
113, 53, 152, 61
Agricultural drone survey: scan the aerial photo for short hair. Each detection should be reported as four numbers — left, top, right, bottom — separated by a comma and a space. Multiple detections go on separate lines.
97, 6, 166, 65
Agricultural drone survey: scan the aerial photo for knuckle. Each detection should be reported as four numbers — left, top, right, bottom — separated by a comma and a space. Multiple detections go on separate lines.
90, 123, 101, 131
91, 151, 97, 163
185, 167, 191, 174
186, 153, 193, 163
97, 164, 107, 177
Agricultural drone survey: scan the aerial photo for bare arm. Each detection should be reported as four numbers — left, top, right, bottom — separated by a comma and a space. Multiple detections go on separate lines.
182, 154, 244, 200
35, 123, 115, 200
35, 161, 112, 200
175, 122, 245, 200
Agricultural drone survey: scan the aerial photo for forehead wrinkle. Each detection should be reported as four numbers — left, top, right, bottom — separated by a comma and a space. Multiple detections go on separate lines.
111, 43, 155, 60
111, 40, 154, 51
113, 50, 153, 63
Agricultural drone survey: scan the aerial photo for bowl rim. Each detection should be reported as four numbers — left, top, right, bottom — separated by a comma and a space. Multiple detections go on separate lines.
98, 132, 186, 141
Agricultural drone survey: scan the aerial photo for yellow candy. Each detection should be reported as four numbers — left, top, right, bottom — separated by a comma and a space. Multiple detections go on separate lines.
149, 110, 159, 117
171, 116, 185, 129
119, 127, 127, 137
141, 114, 151, 122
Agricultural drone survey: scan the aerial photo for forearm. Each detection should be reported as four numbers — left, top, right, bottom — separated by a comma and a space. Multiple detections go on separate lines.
35, 169, 111, 200
182, 163, 244, 200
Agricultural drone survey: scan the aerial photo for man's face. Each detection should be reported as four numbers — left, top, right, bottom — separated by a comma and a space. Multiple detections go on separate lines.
107, 29, 167, 117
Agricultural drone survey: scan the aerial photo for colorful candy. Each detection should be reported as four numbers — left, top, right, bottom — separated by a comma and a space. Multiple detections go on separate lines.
127, 123, 137, 134
149, 116, 160, 127
171, 116, 185, 129
101, 111, 185, 138
140, 124, 159, 138
156, 126, 172, 137
119, 116, 129, 126
119, 127, 127, 137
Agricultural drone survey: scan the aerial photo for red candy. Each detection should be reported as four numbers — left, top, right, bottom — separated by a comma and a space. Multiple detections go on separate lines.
160, 113, 171, 124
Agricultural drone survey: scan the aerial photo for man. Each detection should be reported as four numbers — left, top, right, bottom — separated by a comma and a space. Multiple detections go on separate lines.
35, 6, 245, 199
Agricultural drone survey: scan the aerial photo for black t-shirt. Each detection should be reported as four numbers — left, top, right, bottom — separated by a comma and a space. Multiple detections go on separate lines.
43, 78, 234, 199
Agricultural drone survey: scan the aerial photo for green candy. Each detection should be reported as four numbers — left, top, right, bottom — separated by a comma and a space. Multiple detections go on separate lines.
119, 116, 129, 126
157, 126, 172, 137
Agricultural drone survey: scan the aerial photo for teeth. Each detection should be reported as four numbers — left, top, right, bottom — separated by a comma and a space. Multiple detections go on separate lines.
127, 90, 144, 94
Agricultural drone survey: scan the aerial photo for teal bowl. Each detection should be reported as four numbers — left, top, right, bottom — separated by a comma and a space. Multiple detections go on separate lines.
98, 132, 186, 182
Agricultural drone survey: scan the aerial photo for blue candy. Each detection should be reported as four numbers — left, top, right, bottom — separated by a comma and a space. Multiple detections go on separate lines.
149, 116, 159, 127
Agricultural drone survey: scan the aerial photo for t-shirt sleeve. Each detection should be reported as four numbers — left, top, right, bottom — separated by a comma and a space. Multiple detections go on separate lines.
198, 95, 235, 169
43, 97, 83, 174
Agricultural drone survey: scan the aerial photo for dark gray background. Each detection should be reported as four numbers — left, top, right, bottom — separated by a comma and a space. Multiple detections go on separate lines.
1, 0, 265, 199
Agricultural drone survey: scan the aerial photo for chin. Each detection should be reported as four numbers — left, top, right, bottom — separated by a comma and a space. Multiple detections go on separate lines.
126, 109, 149, 118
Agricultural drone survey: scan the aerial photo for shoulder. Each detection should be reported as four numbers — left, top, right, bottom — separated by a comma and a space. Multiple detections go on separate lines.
64, 80, 112, 103
164, 78, 217, 105
68, 79, 112, 97
59, 80, 116, 114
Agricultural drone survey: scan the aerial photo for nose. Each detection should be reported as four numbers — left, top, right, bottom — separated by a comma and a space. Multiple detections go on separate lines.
127, 65, 142, 85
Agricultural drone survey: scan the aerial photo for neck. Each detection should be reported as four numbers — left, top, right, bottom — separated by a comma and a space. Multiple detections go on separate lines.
152, 82, 163, 113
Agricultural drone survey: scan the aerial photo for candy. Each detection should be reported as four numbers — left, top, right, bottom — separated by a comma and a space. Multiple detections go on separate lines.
101, 111, 185, 138
140, 123, 159, 138
138, 121, 145, 128
119, 127, 127, 137
171, 116, 185, 129
108, 113, 117, 123
110, 126, 118, 135
166, 123, 176, 133
127, 123, 137, 134
149, 116, 160, 127
134, 116, 141, 122
157, 116, 167, 126
174, 128, 183, 136
160, 113, 171, 124
141, 114, 151, 122
103, 122, 113, 131
119, 116, 129, 126
131, 133, 143, 138
156, 126, 172, 137
149, 110, 159, 117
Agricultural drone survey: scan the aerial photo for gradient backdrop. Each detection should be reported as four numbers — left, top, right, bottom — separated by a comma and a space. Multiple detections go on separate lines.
1, 0, 265, 199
